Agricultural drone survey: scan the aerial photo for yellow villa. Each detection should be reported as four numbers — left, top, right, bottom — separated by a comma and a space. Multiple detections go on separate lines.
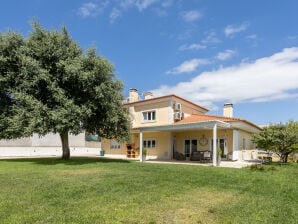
102, 88, 262, 166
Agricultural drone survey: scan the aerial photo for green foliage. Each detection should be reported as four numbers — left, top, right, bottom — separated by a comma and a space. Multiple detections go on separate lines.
142, 147, 147, 156
253, 120, 298, 163
217, 147, 222, 156
0, 22, 130, 158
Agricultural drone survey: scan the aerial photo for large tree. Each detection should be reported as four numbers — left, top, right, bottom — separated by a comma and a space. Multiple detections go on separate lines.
0, 22, 130, 159
252, 120, 298, 163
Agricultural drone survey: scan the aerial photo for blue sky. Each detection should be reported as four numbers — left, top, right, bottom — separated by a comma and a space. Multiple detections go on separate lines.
1, 0, 298, 125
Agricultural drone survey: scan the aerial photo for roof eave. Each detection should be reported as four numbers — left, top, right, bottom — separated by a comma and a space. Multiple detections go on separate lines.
132, 120, 231, 133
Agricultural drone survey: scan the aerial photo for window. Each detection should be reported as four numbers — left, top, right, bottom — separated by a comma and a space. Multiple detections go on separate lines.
242, 138, 247, 150
142, 110, 156, 122
143, 139, 156, 149
110, 140, 121, 149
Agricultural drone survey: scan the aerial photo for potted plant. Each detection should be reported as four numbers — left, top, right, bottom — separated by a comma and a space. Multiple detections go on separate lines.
217, 147, 222, 166
142, 148, 147, 161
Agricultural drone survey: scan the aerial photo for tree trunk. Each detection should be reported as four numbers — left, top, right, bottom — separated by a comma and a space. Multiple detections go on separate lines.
60, 131, 70, 160
285, 154, 289, 163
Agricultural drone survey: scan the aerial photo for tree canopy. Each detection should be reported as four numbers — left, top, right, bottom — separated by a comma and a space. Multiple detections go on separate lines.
0, 22, 130, 159
252, 120, 298, 163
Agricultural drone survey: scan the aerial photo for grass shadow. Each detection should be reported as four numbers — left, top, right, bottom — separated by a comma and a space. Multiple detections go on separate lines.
0, 157, 132, 166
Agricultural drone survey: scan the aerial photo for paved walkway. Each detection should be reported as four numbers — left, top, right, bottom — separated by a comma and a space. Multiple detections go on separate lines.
142, 159, 256, 168
101, 155, 256, 168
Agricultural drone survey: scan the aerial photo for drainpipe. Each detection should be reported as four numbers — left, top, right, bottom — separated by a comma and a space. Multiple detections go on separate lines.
213, 123, 217, 166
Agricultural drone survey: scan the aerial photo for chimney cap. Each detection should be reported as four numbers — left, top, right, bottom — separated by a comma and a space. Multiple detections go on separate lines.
129, 88, 138, 92
224, 103, 233, 107
145, 91, 153, 95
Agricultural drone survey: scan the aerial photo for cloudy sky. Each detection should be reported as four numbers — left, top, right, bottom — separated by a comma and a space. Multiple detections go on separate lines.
1, 0, 298, 124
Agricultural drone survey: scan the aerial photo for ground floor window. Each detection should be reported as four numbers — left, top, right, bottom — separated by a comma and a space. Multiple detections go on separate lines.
242, 138, 247, 150
143, 139, 156, 148
110, 140, 121, 149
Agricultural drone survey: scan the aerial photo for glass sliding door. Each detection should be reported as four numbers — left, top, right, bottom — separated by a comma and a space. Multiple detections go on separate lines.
184, 139, 198, 158
185, 140, 191, 158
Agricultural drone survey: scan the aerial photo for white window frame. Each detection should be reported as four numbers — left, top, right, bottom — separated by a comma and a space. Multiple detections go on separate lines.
143, 138, 156, 149
142, 110, 156, 123
110, 139, 121, 150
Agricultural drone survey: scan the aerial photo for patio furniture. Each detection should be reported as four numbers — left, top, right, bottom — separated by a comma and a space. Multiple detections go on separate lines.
174, 151, 186, 160
190, 151, 212, 162
190, 151, 202, 161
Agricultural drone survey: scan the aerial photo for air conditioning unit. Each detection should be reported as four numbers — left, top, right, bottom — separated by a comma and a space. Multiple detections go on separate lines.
174, 112, 181, 120
173, 102, 181, 111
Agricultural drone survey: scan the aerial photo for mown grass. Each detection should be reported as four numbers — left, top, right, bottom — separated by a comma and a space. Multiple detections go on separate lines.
0, 158, 297, 224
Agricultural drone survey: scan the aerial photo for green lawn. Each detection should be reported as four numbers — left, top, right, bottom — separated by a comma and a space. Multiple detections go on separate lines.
0, 158, 297, 224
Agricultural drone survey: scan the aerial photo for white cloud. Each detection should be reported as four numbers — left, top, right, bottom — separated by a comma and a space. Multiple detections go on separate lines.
166, 58, 210, 74
246, 34, 257, 40
78, 2, 98, 17
136, 0, 160, 11
216, 49, 236, 61
106, 0, 160, 22
181, 10, 202, 22
224, 22, 249, 37
153, 48, 298, 108
110, 8, 122, 23
178, 43, 206, 51
153, 8, 168, 17
202, 30, 221, 44
161, 0, 173, 8
120, 0, 160, 11
78, 2, 108, 17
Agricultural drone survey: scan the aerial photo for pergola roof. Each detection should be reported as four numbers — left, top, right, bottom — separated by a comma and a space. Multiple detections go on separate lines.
133, 120, 231, 133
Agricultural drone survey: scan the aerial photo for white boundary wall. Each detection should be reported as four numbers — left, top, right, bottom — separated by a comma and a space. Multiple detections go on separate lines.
0, 132, 102, 157
0, 147, 101, 158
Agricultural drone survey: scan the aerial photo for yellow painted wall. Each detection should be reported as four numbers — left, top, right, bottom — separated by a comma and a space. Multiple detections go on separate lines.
174, 129, 234, 155
102, 132, 171, 158
126, 96, 208, 129
132, 132, 171, 158
102, 129, 257, 161
101, 138, 127, 155
131, 100, 171, 127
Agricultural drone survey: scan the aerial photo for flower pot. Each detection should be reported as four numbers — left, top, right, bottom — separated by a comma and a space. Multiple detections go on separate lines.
216, 156, 221, 166
142, 155, 146, 162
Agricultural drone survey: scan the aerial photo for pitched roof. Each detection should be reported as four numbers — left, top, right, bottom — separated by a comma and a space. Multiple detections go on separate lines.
123, 94, 209, 112
176, 114, 262, 130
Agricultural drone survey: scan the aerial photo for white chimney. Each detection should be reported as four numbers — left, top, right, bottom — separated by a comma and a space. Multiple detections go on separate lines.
223, 103, 233, 117
129, 88, 139, 103
144, 91, 153, 100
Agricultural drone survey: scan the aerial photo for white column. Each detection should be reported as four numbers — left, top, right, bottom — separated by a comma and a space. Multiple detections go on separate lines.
232, 130, 240, 161
140, 130, 143, 162
213, 123, 217, 166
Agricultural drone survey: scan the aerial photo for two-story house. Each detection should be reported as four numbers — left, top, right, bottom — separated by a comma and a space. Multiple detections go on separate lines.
101, 88, 261, 165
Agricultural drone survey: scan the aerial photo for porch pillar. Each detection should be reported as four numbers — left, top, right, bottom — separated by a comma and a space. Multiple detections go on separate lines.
140, 130, 143, 162
213, 123, 217, 166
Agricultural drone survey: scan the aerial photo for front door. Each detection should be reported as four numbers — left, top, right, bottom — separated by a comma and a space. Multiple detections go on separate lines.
184, 139, 197, 158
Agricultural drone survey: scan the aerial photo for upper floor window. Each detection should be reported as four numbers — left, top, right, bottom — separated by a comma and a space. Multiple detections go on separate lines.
142, 110, 156, 122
